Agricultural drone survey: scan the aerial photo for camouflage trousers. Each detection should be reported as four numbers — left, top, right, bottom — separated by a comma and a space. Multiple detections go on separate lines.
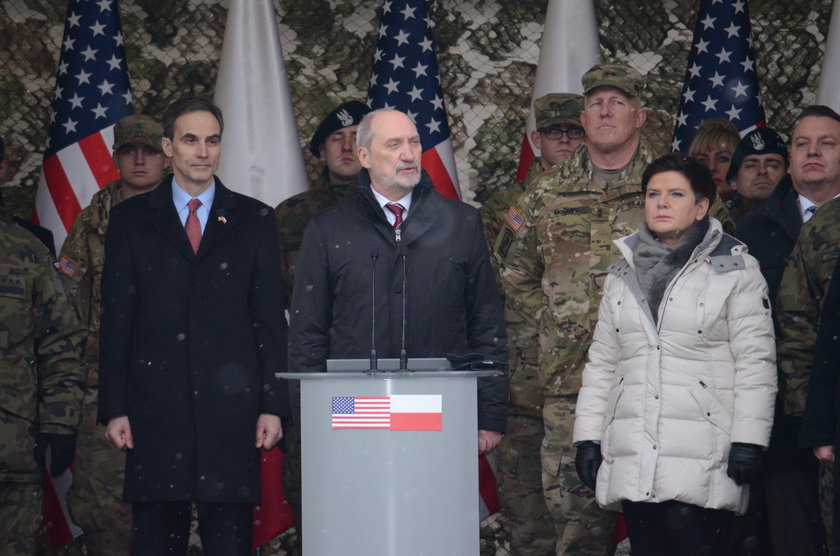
496, 414, 556, 556
542, 395, 616, 556
66, 399, 132, 555
0, 481, 41, 556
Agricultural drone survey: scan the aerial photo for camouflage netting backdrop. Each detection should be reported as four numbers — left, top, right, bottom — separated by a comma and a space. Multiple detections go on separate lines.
0, 0, 832, 217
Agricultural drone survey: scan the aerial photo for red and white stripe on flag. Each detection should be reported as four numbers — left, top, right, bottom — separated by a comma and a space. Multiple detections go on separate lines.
367, 0, 461, 200
515, 0, 601, 182
34, 0, 134, 252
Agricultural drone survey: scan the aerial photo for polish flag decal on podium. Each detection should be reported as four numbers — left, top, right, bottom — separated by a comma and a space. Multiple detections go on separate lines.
331, 395, 442, 430
390, 395, 442, 431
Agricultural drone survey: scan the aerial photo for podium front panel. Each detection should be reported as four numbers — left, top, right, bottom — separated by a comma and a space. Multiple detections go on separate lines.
300, 373, 480, 556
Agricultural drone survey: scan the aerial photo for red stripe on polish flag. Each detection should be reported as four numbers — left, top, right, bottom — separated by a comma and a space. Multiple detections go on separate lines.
390, 412, 442, 431
515, 132, 535, 183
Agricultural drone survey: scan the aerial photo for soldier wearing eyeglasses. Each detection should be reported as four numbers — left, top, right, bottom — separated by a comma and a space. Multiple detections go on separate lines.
479, 91, 584, 556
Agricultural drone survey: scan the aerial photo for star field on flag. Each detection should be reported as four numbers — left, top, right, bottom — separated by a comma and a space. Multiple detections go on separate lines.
672, 0, 766, 152
367, 0, 461, 199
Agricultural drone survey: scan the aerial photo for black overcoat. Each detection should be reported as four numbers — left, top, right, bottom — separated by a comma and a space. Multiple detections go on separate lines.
98, 176, 287, 504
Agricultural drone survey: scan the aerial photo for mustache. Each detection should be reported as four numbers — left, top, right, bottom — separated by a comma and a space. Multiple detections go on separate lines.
396, 162, 420, 172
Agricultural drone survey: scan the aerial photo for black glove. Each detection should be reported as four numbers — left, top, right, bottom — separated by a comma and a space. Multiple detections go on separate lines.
575, 441, 602, 491
727, 442, 764, 485
34, 433, 76, 477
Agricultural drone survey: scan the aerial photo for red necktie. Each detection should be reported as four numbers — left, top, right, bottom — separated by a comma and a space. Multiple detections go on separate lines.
185, 199, 202, 254
385, 202, 405, 229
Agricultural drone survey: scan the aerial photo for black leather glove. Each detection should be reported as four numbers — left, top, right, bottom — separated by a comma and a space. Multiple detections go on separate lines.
727, 442, 764, 485
34, 433, 76, 477
575, 440, 602, 491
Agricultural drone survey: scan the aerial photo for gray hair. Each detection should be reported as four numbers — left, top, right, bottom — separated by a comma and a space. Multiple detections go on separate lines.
356, 108, 406, 149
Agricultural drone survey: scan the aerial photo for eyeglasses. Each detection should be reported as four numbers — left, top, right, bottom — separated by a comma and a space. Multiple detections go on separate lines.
539, 127, 584, 140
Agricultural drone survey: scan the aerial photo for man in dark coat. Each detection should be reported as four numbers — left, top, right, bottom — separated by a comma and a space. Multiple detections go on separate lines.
98, 97, 287, 556
288, 108, 508, 446
737, 105, 840, 555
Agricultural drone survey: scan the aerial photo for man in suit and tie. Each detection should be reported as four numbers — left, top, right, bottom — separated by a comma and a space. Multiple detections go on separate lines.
98, 96, 287, 556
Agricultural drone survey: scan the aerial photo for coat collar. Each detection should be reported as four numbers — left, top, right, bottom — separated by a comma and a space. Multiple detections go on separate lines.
752, 175, 801, 242
148, 175, 239, 261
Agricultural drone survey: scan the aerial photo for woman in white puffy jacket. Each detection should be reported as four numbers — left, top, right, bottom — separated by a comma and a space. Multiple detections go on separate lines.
572, 153, 777, 556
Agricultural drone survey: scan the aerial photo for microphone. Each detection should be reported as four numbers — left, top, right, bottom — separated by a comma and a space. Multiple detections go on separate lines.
399, 251, 408, 371
370, 249, 379, 372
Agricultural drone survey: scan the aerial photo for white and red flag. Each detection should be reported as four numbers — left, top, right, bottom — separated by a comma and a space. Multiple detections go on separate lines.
367, 0, 460, 199
213, 0, 307, 207
514, 0, 601, 182
817, 0, 840, 112
331, 395, 443, 430
34, 0, 133, 252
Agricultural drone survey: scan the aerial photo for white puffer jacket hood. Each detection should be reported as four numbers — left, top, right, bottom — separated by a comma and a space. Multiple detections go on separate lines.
573, 218, 777, 514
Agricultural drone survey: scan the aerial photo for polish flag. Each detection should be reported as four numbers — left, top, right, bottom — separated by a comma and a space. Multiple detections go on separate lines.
515, 0, 601, 182
390, 395, 442, 431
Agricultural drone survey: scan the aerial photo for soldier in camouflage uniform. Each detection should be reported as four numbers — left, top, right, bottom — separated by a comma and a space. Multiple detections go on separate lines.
275, 100, 369, 550
775, 106, 840, 552
483, 92, 584, 556
58, 114, 169, 555
0, 213, 86, 556
481, 93, 584, 269
496, 63, 654, 555
275, 100, 370, 302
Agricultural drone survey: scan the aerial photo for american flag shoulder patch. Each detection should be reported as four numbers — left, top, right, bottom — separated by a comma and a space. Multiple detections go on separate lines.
58, 255, 78, 277
505, 206, 524, 232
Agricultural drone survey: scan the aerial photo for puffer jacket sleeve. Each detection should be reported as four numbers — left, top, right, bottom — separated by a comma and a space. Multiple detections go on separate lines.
573, 275, 622, 443
727, 250, 777, 446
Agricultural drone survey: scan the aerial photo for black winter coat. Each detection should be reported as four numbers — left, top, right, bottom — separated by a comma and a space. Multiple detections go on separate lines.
288, 170, 508, 432
737, 175, 813, 473
98, 177, 288, 503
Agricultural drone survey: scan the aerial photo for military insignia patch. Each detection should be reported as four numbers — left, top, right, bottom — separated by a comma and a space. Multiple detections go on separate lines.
58, 255, 78, 277
505, 206, 524, 232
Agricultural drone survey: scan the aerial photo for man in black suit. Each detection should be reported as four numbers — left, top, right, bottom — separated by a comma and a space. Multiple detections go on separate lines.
98, 97, 287, 556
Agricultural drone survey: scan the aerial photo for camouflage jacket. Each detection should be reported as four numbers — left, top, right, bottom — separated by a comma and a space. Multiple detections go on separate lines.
0, 216, 86, 482
776, 196, 840, 417
496, 139, 657, 400
58, 180, 121, 398
275, 175, 357, 304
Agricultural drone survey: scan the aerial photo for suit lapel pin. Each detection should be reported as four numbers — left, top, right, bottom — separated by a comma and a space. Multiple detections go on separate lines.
218, 216, 227, 224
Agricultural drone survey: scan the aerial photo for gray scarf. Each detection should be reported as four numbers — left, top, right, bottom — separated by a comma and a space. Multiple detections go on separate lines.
632, 218, 709, 323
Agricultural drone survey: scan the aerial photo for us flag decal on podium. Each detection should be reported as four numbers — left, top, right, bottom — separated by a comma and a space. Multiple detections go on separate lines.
332, 395, 443, 431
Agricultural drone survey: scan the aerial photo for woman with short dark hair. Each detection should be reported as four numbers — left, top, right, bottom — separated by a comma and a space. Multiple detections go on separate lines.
573, 153, 777, 555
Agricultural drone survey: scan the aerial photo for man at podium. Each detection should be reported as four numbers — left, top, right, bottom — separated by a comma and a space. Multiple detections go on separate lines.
288, 108, 509, 453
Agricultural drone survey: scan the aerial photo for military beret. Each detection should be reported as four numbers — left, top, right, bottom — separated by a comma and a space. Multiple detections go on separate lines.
534, 93, 584, 130
113, 115, 163, 151
727, 127, 788, 182
309, 100, 370, 157
582, 63, 645, 98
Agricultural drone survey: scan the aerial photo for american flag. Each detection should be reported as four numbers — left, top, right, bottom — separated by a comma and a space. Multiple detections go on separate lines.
672, 0, 766, 151
367, 0, 461, 200
35, 0, 133, 251
332, 396, 391, 429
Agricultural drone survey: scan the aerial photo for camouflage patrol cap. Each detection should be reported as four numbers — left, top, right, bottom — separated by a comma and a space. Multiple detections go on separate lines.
309, 100, 371, 157
113, 115, 163, 151
534, 93, 584, 130
581, 63, 644, 98
726, 126, 788, 182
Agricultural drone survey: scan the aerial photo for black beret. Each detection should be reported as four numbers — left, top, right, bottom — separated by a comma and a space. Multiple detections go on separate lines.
309, 100, 370, 157
727, 127, 788, 182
